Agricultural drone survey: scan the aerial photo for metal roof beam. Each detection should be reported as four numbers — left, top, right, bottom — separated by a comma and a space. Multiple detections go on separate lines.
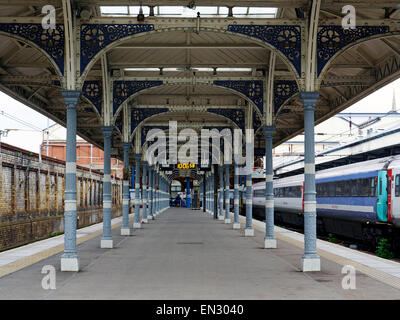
115, 44, 265, 50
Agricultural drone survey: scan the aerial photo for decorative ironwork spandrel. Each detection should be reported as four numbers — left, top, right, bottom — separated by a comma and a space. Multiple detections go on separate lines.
213, 80, 263, 114
207, 108, 245, 130
82, 80, 102, 115
317, 25, 390, 76
80, 24, 154, 75
113, 80, 163, 115
227, 25, 302, 76
141, 125, 168, 146
131, 108, 168, 133
0, 23, 65, 75
274, 80, 299, 113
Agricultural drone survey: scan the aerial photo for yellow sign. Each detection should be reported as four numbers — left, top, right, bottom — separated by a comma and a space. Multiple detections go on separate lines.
177, 163, 196, 169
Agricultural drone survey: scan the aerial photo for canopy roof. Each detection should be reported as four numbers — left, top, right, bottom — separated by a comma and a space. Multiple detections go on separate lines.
0, 1, 399, 163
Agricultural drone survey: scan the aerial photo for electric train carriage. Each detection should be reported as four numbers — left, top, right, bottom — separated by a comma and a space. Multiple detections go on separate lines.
251, 155, 400, 251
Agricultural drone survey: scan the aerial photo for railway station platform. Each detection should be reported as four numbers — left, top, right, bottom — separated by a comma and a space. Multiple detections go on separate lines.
0, 208, 400, 300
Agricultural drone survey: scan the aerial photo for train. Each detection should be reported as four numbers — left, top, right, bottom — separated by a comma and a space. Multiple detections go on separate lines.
251, 155, 400, 252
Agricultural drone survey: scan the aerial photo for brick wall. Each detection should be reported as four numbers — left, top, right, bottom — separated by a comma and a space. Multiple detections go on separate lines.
0, 143, 123, 251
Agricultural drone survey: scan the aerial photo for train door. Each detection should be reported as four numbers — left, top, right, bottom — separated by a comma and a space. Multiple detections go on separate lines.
302, 182, 305, 213
387, 169, 392, 223
392, 169, 400, 224
377, 170, 388, 222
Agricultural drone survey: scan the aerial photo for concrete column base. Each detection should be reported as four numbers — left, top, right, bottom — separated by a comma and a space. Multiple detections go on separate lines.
120, 228, 131, 236
264, 238, 277, 249
100, 239, 113, 248
232, 223, 241, 229
133, 222, 142, 229
302, 257, 321, 272
218, 215, 224, 221
141, 218, 148, 223
224, 218, 231, 224
61, 257, 79, 272
244, 228, 254, 237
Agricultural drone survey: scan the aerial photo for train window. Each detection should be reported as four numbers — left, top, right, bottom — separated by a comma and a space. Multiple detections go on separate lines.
254, 189, 265, 197
379, 178, 383, 196
370, 178, 376, 197
316, 183, 323, 197
350, 182, 358, 197
297, 186, 302, 197
395, 175, 400, 197
335, 181, 345, 196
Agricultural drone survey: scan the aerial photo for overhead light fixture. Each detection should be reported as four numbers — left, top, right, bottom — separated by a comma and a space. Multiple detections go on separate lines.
187, 0, 196, 9
79, 6, 92, 20
137, 3, 145, 21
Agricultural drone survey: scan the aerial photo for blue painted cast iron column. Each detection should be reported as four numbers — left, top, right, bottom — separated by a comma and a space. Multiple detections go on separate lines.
154, 168, 159, 215
100, 126, 114, 248
134, 154, 142, 228
233, 161, 240, 229
263, 126, 277, 248
152, 167, 156, 216
239, 167, 243, 215
209, 173, 212, 214
121, 142, 131, 236
245, 166, 254, 237
148, 166, 153, 220
186, 178, 191, 208
205, 176, 208, 213
210, 174, 213, 214
224, 164, 231, 223
162, 177, 165, 211
208, 170, 216, 219
60, 90, 80, 272
300, 92, 321, 272
159, 173, 164, 213
202, 176, 206, 212
218, 165, 224, 220
142, 161, 148, 223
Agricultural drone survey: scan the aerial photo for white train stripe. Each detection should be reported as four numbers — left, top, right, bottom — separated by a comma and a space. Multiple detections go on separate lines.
317, 204, 374, 213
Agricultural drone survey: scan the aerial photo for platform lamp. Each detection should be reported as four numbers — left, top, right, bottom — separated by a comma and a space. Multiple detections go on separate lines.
137, 3, 145, 22
78, 6, 92, 21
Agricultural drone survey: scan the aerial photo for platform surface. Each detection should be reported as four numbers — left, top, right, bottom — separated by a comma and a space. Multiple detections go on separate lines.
1, 208, 400, 300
